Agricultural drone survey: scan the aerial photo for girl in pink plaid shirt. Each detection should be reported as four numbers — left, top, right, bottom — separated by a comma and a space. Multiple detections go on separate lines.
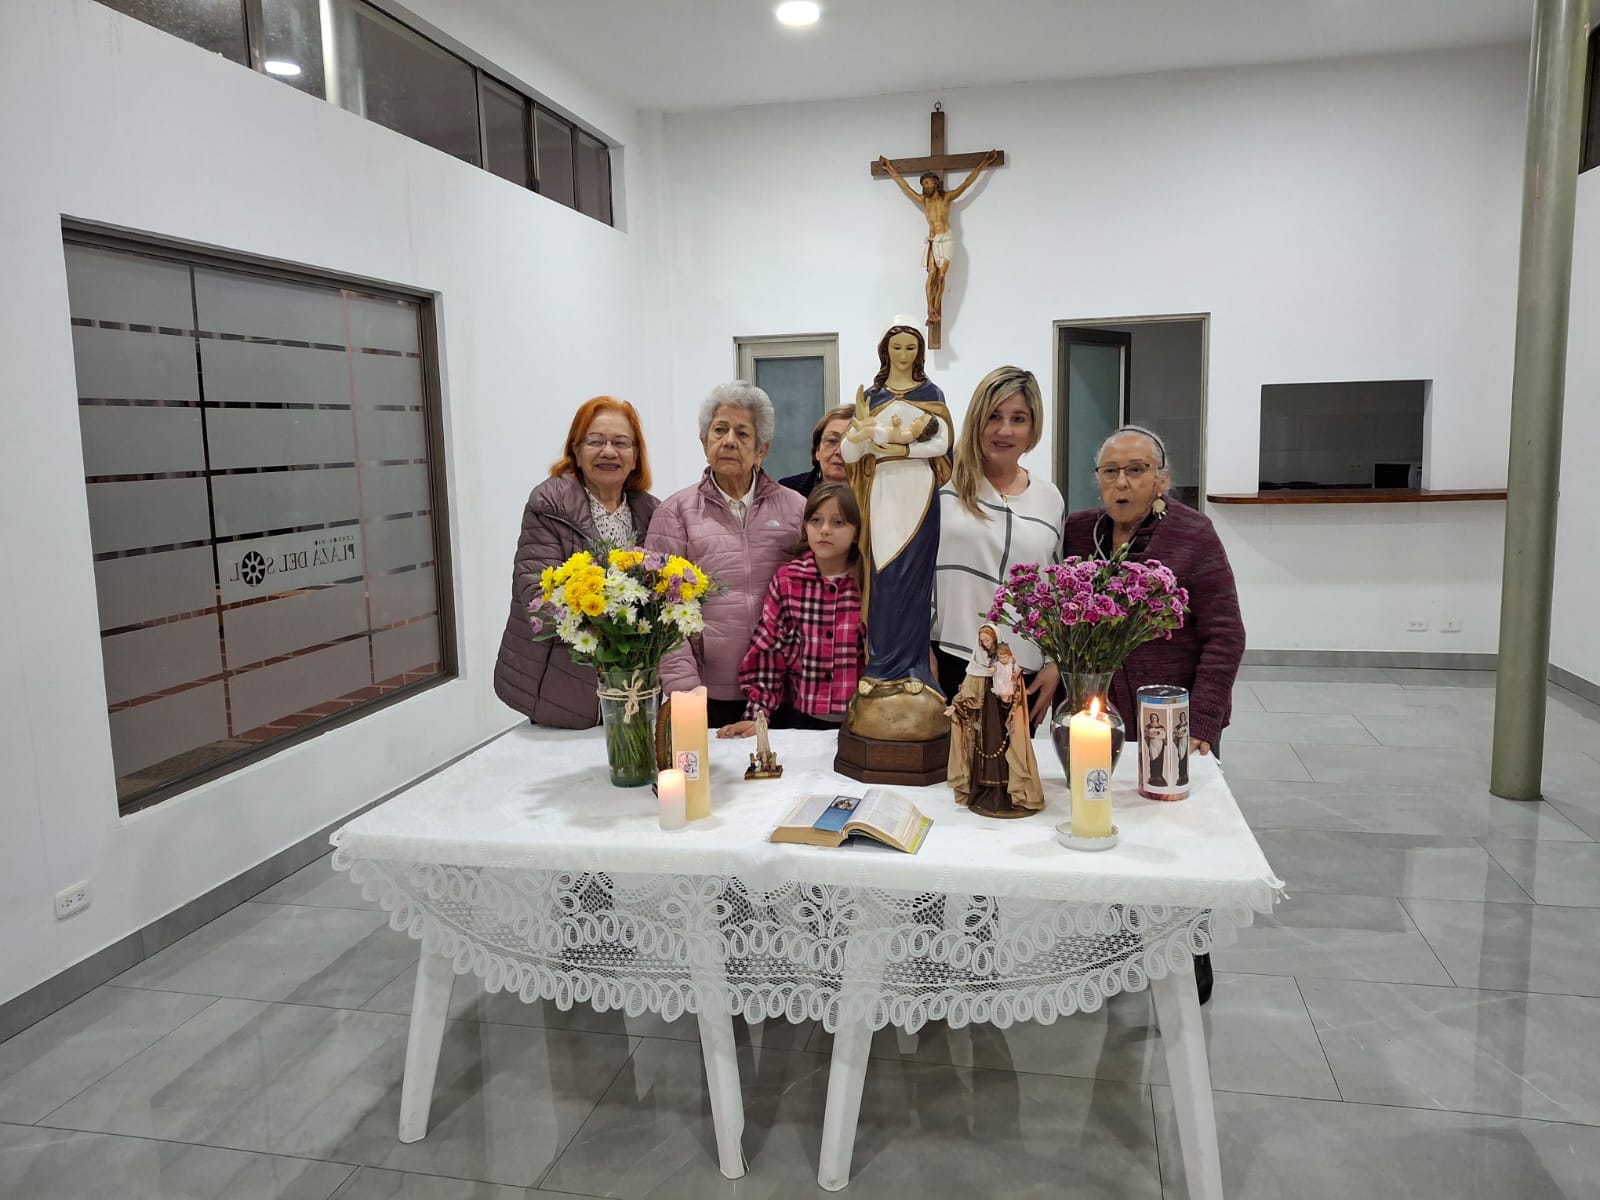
718, 483, 865, 737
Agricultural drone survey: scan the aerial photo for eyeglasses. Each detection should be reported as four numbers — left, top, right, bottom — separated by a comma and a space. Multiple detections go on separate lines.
1095, 463, 1153, 482
581, 436, 635, 452
819, 434, 845, 450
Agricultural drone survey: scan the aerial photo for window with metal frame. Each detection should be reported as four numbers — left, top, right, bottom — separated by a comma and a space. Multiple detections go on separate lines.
64, 228, 456, 814
94, 0, 616, 224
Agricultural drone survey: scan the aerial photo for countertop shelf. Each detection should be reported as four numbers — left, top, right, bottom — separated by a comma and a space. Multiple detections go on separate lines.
1206, 488, 1508, 505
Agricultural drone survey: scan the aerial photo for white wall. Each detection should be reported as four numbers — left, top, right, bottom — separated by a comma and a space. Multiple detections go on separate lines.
0, 0, 670, 1004
661, 46, 1528, 653
1552, 169, 1600, 688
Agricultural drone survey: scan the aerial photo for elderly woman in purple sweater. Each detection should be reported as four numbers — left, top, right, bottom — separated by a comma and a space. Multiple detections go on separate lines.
1064, 424, 1245, 1006
1063, 425, 1245, 754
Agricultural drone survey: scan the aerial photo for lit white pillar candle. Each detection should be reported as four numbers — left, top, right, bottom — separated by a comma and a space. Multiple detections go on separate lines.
1069, 700, 1114, 839
657, 768, 687, 831
670, 686, 711, 819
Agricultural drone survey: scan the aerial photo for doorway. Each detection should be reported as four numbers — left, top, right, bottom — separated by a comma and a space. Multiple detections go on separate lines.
1054, 315, 1208, 512
735, 333, 840, 482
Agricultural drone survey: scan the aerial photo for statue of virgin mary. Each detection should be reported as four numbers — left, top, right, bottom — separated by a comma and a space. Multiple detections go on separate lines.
841, 318, 954, 724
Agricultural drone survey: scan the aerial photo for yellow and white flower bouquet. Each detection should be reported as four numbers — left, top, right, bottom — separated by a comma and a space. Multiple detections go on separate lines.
530, 546, 711, 785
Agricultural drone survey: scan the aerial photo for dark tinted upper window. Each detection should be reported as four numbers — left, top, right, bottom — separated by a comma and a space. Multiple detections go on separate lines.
351, 5, 481, 166
482, 78, 532, 188
260, 0, 327, 99
95, 0, 612, 223
99, 0, 248, 63
576, 130, 613, 225
535, 108, 576, 209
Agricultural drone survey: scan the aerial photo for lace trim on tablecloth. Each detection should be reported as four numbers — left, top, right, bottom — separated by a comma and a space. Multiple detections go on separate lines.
332, 850, 1280, 1032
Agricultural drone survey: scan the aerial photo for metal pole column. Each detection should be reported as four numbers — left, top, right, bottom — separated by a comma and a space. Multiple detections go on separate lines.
1491, 0, 1591, 799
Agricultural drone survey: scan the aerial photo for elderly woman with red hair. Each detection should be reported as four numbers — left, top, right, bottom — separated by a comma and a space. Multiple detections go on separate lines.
494, 396, 659, 728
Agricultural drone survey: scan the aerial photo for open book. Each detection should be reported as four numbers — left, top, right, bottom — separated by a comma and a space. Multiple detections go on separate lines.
770, 788, 932, 853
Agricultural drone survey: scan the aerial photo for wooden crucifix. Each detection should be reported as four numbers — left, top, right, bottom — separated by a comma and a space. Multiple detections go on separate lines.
872, 104, 1004, 349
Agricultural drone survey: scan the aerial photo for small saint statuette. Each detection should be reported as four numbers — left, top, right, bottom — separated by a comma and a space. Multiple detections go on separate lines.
745, 709, 784, 780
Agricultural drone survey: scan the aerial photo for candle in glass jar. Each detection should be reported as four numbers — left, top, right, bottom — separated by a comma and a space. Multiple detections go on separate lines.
657, 768, 687, 830
1069, 702, 1114, 839
670, 686, 711, 819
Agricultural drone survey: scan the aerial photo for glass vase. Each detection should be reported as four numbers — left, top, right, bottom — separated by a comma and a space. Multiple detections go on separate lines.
596, 666, 661, 788
1048, 669, 1126, 779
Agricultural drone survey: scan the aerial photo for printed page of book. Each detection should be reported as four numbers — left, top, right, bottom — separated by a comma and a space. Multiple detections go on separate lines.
851, 788, 921, 845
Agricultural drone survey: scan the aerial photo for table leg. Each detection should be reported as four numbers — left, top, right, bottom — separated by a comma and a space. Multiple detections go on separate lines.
696, 1005, 747, 1179
397, 948, 453, 1143
1151, 966, 1224, 1200
817, 1018, 872, 1191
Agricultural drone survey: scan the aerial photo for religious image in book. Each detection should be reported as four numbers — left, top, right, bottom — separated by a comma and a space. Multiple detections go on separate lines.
769, 788, 931, 853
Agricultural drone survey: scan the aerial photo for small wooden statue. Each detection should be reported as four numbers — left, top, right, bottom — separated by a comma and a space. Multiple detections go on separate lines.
744, 710, 783, 780
945, 624, 1043, 818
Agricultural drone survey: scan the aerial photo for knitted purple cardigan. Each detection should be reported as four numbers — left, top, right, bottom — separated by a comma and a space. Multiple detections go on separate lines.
1063, 500, 1245, 745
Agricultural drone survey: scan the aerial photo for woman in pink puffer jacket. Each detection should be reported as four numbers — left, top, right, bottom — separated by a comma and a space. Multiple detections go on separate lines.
645, 382, 805, 726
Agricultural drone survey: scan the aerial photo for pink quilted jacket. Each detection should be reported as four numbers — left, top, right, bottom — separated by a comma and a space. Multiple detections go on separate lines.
645, 469, 805, 700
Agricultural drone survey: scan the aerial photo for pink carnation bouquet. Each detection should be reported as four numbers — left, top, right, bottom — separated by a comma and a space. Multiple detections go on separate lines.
987, 546, 1190, 678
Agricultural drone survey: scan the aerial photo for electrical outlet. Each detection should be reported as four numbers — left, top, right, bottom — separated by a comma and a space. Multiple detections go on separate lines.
1440, 618, 1462, 634
1406, 618, 1429, 633
54, 881, 92, 920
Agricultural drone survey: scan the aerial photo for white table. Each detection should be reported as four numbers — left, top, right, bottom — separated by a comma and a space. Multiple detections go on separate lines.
332, 725, 1282, 1196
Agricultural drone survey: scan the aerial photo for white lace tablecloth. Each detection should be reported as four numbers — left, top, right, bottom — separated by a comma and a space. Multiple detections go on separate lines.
332, 726, 1283, 1032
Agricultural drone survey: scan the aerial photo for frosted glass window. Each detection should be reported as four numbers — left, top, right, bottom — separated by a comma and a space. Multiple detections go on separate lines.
753, 356, 826, 482
351, 351, 423, 409
94, 547, 216, 630
80, 406, 206, 477
70, 327, 200, 402
193, 268, 348, 344
205, 408, 356, 471
65, 244, 193, 327
199, 339, 352, 409
347, 294, 420, 354
66, 237, 451, 812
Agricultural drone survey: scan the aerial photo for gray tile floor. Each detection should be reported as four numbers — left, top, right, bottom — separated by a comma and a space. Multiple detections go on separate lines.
3, 667, 1599, 1198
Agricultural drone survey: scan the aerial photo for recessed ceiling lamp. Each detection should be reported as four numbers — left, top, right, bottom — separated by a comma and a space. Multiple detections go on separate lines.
263, 59, 302, 77
775, 2, 821, 28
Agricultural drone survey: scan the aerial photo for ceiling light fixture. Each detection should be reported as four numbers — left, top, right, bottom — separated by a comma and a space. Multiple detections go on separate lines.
263, 59, 302, 77
775, 2, 820, 28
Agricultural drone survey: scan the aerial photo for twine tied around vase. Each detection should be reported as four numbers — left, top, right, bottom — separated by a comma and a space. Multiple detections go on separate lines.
597, 671, 654, 721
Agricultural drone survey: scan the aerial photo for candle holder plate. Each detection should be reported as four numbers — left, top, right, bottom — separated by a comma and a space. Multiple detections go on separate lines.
1054, 821, 1120, 852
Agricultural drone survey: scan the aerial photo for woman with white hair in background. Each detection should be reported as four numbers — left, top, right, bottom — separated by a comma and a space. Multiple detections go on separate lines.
646, 381, 806, 726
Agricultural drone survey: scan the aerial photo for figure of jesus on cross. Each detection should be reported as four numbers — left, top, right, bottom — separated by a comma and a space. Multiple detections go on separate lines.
873, 106, 1004, 348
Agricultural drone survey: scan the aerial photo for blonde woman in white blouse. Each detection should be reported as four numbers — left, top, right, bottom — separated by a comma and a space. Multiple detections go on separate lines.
932, 366, 1065, 727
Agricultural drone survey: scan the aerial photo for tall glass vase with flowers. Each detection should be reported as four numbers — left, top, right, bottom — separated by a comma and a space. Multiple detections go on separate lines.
988, 546, 1189, 777
530, 546, 712, 786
